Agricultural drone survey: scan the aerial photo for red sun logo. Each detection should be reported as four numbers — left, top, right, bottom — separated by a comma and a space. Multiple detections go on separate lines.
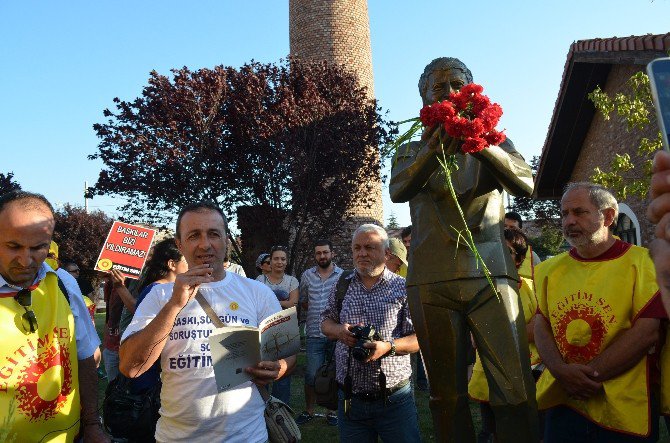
15, 344, 73, 421
554, 305, 608, 364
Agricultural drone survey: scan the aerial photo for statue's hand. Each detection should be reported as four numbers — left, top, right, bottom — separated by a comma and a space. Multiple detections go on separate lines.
422, 125, 459, 156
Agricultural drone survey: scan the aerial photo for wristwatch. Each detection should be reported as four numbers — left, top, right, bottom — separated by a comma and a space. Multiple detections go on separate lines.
387, 339, 396, 357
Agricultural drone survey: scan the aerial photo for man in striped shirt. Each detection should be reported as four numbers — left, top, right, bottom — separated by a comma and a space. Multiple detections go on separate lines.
296, 239, 343, 426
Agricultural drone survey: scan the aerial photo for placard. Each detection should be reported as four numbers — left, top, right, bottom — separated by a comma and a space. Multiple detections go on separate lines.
94, 221, 156, 279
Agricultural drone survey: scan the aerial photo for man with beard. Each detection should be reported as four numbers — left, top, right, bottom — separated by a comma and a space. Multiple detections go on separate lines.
321, 225, 420, 442
534, 182, 663, 442
296, 239, 343, 426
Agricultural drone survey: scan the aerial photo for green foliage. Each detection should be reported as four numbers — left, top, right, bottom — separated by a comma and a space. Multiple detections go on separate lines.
587, 71, 663, 200
0, 172, 21, 195
509, 156, 561, 226
529, 224, 567, 259
386, 212, 400, 230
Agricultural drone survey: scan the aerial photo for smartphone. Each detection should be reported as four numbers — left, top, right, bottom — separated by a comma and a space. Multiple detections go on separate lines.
647, 57, 670, 151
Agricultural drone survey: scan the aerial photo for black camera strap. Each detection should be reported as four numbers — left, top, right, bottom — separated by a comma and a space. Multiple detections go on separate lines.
343, 348, 353, 416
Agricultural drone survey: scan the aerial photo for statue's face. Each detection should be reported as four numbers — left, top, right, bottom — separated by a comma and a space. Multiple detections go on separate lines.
423, 68, 468, 105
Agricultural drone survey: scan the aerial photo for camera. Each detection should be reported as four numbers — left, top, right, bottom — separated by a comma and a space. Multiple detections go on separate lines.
350, 324, 381, 361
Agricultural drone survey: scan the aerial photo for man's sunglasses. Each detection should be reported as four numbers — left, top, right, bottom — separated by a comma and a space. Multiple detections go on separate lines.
15, 289, 38, 333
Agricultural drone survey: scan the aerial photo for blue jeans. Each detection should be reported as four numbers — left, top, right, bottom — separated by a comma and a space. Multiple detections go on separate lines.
103, 348, 120, 382
272, 375, 291, 405
544, 406, 658, 443
338, 383, 421, 442
305, 337, 335, 386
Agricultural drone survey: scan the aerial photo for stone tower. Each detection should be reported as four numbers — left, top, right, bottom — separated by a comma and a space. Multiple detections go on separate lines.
289, 0, 383, 263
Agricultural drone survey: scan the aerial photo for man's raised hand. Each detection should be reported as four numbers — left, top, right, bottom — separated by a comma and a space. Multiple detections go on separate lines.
169, 264, 214, 308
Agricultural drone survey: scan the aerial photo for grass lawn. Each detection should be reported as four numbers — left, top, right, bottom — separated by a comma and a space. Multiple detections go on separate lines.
94, 313, 670, 442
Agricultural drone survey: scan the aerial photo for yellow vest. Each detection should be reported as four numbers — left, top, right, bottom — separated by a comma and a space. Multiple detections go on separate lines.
534, 243, 658, 436
0, 272, 80, 442
469, 276, 540, 402
518, 244, 535, 280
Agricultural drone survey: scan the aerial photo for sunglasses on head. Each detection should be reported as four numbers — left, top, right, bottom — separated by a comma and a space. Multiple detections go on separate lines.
15, 288, 38, 333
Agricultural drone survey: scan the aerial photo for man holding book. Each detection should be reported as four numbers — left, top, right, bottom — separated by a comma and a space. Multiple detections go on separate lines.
120, 201, 296, 442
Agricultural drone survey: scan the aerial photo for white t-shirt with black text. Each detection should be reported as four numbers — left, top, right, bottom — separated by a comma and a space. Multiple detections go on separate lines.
122, 272, 281, 443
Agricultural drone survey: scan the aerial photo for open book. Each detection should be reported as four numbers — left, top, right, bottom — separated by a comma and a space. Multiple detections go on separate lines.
209, 306, 300, 392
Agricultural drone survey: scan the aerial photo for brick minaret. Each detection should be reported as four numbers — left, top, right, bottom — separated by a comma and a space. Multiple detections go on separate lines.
289, 0, 383, 264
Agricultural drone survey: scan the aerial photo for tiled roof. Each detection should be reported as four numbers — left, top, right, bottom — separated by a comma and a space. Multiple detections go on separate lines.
571, 34, 670, 53
535, 33, 670, 199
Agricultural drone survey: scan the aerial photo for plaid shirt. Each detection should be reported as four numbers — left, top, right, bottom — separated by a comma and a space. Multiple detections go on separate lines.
300, 264, 343, 338
320, 268, 414, 393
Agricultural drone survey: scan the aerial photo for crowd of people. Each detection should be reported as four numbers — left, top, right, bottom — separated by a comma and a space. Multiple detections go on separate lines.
3, 56, 670, 443
3, 179, 670, 443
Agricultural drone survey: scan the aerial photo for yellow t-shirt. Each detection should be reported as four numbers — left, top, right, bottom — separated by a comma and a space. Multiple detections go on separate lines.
83, 295, 96, 324
517, 244, 535, 280
468, 276, 540, 402
0, 272, 80, 442
534, 241, 658, 437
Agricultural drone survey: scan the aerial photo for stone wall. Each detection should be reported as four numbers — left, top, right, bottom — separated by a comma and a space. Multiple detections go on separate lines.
570, 64, 658, 246
289, 0, 375, 98
289, 0, 382, 268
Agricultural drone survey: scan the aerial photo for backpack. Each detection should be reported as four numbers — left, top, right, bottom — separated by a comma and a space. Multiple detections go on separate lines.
103, 374, 162, 442
313, 270, 353, 410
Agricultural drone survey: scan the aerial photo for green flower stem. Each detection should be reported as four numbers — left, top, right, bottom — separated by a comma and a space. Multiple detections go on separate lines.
387, 119, 500, 300
437, 147, 500, 300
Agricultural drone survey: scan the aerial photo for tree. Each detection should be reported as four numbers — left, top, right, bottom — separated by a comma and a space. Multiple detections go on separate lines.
508, 156, 564, 258
53, 204, 113, 270
588, 71, 662, 200
508, 156, 561, 227
386, 212, 399, 230
90, 57, 396, 273
0, 172, 21, 195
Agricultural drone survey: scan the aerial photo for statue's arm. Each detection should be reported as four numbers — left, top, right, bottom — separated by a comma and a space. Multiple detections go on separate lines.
389, 141, 441, 203
471, 138, 534, 197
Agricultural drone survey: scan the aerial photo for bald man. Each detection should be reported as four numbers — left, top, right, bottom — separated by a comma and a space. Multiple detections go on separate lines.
0, 190, 108, 442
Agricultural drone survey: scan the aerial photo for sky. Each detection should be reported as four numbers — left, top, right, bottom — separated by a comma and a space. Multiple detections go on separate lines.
2, 1, 669, 230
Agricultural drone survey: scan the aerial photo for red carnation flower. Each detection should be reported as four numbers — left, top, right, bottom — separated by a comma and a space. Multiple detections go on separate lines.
461, 137, 488, 154
460, 83, 484, 95
414, 84, 505, 153
484, 130, 506, 146
432, 101, 456, 123
448, 91, 469, 112
419, 104, 437, 127
471, 94, 491, 115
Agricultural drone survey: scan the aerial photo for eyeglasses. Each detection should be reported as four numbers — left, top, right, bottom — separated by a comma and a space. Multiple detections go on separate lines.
15, 289, 38, 333
263, 261, 271, 265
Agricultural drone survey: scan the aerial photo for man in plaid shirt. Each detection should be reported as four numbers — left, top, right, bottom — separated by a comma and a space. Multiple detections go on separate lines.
321, 224, 421, 442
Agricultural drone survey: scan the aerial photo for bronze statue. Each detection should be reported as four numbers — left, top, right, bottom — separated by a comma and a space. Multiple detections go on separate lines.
390, 57, 539, 442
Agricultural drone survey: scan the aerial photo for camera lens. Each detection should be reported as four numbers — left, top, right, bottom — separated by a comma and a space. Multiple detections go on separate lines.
351, 344, 370, 361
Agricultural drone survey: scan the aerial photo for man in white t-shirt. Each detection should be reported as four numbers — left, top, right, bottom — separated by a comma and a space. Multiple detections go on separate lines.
120, 201, 296, 442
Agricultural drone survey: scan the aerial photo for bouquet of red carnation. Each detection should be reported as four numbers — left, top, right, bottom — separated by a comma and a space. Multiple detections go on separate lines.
385, 83, 507, 299
418, 83, 505, 153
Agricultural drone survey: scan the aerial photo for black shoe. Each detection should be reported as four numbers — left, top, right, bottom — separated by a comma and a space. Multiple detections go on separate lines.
326, 412, 338, 426
295, 411, 314, 425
